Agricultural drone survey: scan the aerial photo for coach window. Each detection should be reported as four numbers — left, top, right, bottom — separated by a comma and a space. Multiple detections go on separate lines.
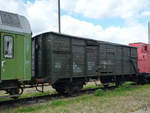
4, 36, 14, 58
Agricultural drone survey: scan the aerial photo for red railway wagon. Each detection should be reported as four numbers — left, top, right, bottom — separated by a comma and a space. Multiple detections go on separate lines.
129, 43, 150, 73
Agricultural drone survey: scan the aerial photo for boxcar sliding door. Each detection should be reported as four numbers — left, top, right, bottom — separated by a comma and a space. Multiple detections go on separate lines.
86, 41, 98, 77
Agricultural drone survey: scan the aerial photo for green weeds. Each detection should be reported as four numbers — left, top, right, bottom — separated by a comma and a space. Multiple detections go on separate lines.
94, 89, 104, 96
2, 82, 150, 113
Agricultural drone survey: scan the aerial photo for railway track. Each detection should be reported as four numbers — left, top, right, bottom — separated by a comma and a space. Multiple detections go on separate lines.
0, 85, 116, 109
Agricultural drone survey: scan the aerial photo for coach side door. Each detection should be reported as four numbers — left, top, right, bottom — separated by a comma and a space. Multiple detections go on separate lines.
1, 33, 15, 80
1, 32, 25, 80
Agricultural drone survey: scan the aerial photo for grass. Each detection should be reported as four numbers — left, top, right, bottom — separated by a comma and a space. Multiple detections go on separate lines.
1, 82, 150, 113
20, 90, 54, 98
94, 89, 104, 96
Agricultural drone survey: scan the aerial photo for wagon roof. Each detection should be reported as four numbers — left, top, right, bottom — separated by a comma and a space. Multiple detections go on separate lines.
0, 10, 32, 34
33, 31, 136, 48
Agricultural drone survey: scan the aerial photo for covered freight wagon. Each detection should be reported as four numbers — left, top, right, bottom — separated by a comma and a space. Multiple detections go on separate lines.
32, 32, 138, 93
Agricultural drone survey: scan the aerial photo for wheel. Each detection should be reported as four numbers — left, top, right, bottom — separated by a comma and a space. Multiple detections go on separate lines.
6, 87, 23, 99
115, 82, 119, 87
52, 79, 84, 95
53, 82, 73, 95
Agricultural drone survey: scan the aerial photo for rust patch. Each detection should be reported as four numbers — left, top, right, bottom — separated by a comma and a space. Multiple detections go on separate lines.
36, 78, 44, 83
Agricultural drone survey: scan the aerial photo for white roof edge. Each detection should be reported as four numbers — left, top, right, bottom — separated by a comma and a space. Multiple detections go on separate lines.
0, 10, 32, 34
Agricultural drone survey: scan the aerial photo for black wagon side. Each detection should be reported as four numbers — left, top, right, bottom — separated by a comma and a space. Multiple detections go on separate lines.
33, 32, 138, 93
98, 41, 138, 85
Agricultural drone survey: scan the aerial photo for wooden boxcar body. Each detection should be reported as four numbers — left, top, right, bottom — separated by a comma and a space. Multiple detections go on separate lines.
33, 32, 138, 86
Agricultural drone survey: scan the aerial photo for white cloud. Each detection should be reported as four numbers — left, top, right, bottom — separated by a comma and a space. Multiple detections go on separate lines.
0, 0, 58, 35
0, 0, 26, 14
61, 15, 103, 37
0, 0, 148, 44
62, 15, 147, 44
25, 0, 58, 34
62, 0, 149, 20
142, 11, 150, 16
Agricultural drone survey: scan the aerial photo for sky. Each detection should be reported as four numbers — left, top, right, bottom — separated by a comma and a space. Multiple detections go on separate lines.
0, 0, 150, 44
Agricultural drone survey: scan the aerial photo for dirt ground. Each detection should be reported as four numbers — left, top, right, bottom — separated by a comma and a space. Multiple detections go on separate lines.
132, 106, 150, 113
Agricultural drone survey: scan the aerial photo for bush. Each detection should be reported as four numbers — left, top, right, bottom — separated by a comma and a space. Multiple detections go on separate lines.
94, 89, 104, 96
115, 82, 132, 90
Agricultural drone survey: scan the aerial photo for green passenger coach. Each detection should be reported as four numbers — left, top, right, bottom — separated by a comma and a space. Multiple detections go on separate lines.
0, 10, 32, 95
